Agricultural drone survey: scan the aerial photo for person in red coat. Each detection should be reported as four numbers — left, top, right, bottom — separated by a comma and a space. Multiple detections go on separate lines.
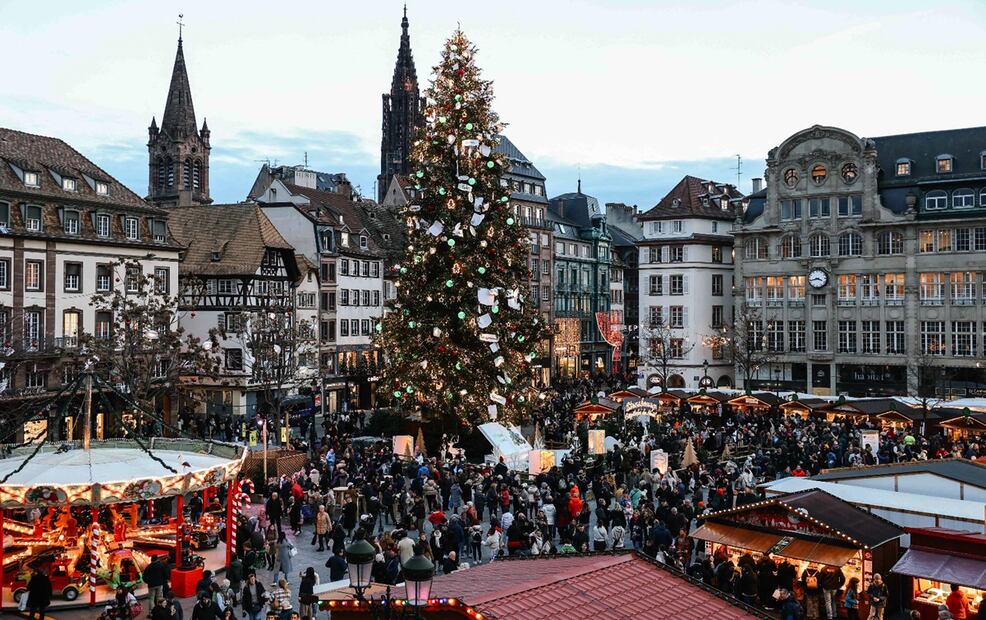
568, 490, 583, 521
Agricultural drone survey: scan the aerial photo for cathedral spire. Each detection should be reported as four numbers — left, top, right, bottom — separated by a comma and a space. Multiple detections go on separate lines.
391, 5, 418, 95
160, 35, 198, 140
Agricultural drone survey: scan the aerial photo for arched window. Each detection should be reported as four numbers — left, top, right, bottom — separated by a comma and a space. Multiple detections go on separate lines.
838, 232, 863, 256
809, 233, 830, 257
953, 188, 975, 209
811, 164, 828, 185
783, 168, 799, 187
156, 157, 165, 191
780, 235, 801, 258
841, 162, 858, 184
716, 375, 732, 388
193, 160, 202, 191
744, 237, 767, 260
877, 231, 903, 255
980, 189, 986, 207
183, 159, 192, 190
925, 190, 948, 210
165, 158, 175, 188
667, 374, 686, 388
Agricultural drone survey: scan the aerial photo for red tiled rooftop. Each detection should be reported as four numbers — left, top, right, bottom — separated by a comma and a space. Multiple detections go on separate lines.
430, 553, 760, 620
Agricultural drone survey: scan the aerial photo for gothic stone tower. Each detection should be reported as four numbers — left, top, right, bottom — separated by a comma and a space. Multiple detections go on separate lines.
378, 6, 425, 201
147, 35, 212, 207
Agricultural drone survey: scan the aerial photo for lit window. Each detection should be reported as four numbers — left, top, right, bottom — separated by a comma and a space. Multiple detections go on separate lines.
895, 159, 911, 176
841, 163, 858, 184
24, 172, 39, 188
810, 164, 827, 185
62, 177, 77, 192
95, 181, 109, 195
936, 155, 953, 174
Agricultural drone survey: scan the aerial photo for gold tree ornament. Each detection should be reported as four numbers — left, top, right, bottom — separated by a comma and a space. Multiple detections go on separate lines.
376, 29, 549, 426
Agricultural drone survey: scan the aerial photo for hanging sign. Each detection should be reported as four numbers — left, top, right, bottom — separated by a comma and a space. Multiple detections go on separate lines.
860, 430, 879, 459
650, 449, 669, 474
587, 429, 606, 455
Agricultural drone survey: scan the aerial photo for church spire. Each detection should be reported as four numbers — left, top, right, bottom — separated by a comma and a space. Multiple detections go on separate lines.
147, 26, 211, 208
160, 36, 198, 140
391, 4, 418, 95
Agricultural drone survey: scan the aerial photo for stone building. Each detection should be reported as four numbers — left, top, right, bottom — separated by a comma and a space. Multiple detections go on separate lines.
637, 176, 742, 390
377, 7, 425, 202
736, 124, 986, 397
549, 183, 615, 376
606, 203, 643, 377
146, 35, 211, 208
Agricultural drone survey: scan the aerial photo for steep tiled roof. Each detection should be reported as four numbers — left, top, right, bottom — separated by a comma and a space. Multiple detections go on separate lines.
169, 203, 293, 276
283, 183, 385, 258
496, 135, 546, 181
429, 552, 760, 620
639, 175, 743, 222
0, 128, 159, 212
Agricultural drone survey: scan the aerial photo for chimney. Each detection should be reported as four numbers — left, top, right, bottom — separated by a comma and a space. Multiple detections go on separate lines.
752, 178, 763, 193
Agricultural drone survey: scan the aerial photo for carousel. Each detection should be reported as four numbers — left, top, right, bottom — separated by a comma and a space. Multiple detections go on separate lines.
0, 436, 246, 611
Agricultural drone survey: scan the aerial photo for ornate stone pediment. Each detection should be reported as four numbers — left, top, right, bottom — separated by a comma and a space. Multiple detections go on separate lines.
775, 125, 865, 160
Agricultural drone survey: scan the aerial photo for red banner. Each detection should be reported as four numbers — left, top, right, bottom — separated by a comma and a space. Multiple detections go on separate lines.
595, 311, 624, 364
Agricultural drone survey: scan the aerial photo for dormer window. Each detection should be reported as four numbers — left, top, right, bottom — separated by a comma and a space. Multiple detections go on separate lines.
211, 250, 222, 262
25, 205, 42, 232
980, 151, 986, 170
124, 217, 139, 240
63, 210, 80, 235
151, 220, 167, 243
359, 235, 368, 249
701, 197, 709, 207
895, 159, 912, 176
24, 172, 39, 188
341, 232, 349, 247
62, 177, 77, 192
95, 181, 109, 196
936, 154, 953, 174
671, 199, 681, 208
720, 197, 729, 210
96, 214, 110, 237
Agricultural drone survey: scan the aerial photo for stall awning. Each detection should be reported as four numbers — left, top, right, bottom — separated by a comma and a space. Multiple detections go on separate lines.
774, 539, 858, 567
691, 522, 781, 554
892, 549, 986, 590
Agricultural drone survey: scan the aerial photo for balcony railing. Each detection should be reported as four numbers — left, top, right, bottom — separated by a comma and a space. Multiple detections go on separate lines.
519, 217, 552, 230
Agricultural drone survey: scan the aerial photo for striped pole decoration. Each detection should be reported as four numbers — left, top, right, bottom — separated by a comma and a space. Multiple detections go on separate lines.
239, 479, 255, 495
230, 491, 251, 557
90, 521, 100, 595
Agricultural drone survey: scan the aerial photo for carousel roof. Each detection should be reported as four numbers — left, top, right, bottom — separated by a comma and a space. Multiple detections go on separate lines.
0, 439, 245, 508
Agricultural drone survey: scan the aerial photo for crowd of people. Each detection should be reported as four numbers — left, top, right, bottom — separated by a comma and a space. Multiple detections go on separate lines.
27, 374, 981, 619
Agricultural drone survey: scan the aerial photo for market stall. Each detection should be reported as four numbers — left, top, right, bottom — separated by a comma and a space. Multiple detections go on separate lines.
727, 392, 782, 415
875, 408, 939, 432
693, 489, 902, 615
820, 398, 911, 424
0, 438, 246, 610
687, 391, 731, 415
607, 387, 650, 404
936, 410, 986, 440
779, 398, 830, 419
892, 527, 986, 620
574, 398, 619, 424
655, 390, 689, 413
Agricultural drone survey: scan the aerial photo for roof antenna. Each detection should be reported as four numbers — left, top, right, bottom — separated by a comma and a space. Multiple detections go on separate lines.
577, 164, 582, 194
734, 154, 742, 190
177, 13, 185, 43
404, 3, 407, 19
304, 151, 308, 168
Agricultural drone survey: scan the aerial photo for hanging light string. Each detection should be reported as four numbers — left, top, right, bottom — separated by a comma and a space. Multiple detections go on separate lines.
92, 374, 177, 474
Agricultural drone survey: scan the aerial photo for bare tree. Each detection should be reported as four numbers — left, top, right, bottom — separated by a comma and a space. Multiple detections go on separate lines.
908, 346, 947, 434
640, 319, 695, 390
704, 302, 776, 390
222, 302, 316, 443
83, 258, 221, 435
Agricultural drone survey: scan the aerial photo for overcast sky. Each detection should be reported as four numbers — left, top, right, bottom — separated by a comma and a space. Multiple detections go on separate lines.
3, 0, 986, 207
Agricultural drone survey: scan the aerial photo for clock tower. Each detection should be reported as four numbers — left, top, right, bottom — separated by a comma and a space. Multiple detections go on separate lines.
378, 5, 425, 202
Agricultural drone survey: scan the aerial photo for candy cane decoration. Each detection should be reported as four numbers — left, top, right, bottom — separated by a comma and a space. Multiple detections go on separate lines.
230, 490, 251, 556
239, 479, 255, 495
90, 522, 100, 592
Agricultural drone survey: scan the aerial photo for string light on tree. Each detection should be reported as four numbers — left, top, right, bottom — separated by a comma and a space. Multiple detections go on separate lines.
376, 28, 549, 426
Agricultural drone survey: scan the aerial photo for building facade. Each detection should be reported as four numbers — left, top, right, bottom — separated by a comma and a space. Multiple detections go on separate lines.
549, 184, 615, 376
253, 179, 387, 412
606, 203, 643, 377
170, 204, 306, 421
377, 7, 425, 202
637, 176, 741, 390
497, 136, 554, 384
0, 128, 182, 437
736, 124, 986, 397
146, 36, 212, 208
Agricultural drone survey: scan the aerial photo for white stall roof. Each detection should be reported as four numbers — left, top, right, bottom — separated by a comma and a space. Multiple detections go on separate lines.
760, 477, 985, 523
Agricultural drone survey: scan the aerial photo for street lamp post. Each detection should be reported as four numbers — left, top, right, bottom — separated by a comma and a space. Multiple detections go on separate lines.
699, 359, 714, 389
345, 539, 376, 601
402, 554, 435, 616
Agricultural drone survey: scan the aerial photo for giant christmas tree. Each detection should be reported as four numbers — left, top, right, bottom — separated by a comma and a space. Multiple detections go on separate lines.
376, 29, 550, 427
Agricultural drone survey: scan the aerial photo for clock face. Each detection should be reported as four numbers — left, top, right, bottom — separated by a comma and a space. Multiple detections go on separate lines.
808, 269, 828, 288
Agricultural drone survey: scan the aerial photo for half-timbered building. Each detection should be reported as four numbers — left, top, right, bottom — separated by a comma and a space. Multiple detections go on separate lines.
169, 203, 305, 420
